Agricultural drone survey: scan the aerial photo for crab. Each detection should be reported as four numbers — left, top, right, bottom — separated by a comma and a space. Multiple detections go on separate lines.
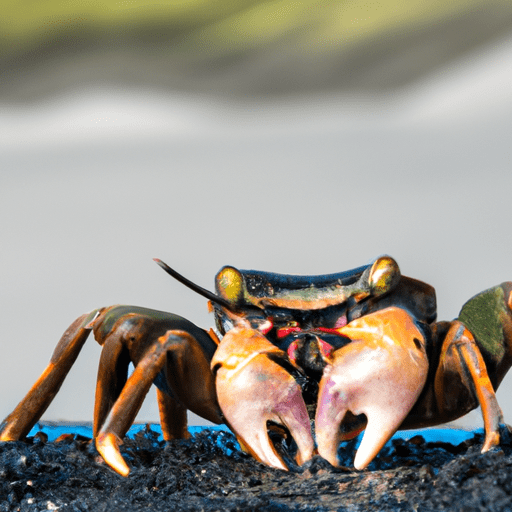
1, 256, 511, 476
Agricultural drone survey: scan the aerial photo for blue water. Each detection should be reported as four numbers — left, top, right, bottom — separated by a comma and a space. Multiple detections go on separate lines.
27, 423, 230, 441
28, 422, 479, 448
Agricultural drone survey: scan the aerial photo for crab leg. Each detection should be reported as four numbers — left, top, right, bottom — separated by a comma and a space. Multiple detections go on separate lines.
0, 310, 99, 441
96, 329, 221, 476
431, 321, 504, 452
93, 330, 193, 440
96, 333, 173, 476
211, 327, 315, 470
93, 335, 129, 437
156, 387, 190, 440
315, 307, 429, 469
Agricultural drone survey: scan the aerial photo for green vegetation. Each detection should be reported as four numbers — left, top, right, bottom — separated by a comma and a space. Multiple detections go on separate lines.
1, 0, 509, 61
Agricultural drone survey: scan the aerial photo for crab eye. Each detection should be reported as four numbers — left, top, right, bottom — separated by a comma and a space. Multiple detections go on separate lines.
368, 256, 401, 295
216, 266, 244, 304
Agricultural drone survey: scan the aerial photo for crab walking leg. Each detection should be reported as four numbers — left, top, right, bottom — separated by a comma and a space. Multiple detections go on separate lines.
433, 322, 504, 452
455, 346, 503, 452
211, 327, 315, 470
156, 387, 190, 440
95, 329, 208, 476
93, 336, 202, 442
0, 310, 99, 441
93, 336, 129, 437
315, 307, 429, 469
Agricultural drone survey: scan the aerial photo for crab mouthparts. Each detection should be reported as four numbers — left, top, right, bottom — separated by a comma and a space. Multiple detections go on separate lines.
287, 335, 334, 371
284, 326, 353, 375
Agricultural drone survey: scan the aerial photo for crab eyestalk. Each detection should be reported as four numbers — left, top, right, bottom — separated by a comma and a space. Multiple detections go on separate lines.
315, 307, 428, 470
211, 327, 315, 470
367, 256, 401, 296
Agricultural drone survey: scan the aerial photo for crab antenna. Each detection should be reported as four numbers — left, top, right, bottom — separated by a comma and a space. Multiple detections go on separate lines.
153, 258, 236, 310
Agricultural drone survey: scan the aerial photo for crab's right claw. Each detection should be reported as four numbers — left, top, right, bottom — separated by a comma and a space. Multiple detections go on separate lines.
211, 327, 315, 470
315, 307, 429, 470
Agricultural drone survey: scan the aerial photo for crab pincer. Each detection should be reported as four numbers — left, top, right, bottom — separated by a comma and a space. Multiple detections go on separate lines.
315, 307, 429, 470
211, 327, 315, 470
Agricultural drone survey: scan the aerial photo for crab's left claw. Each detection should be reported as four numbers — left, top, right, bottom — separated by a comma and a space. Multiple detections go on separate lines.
315, 307, 429, 470
211, 327, 315, 470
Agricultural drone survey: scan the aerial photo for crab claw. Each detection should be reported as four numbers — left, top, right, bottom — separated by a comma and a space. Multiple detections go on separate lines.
211, 327, 315, 470
315, 307, 429, 470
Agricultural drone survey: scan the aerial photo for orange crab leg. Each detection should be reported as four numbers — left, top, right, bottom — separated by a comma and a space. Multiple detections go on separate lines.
156, 388, 190, 440
456, 343, 503, 451
433, 322, 503, 452
0, 310, 99, 442
95, 331, 180, 476
96, 329, 221, 476
93, 330, 196, 441
399, 318, 508, 453
95, 334, 173, 475
211, 327, 315, 470
93, 336, 129, 437
315, 307, 428, 469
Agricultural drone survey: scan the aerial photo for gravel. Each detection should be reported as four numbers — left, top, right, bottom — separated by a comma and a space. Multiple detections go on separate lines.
1, 426, 512, 511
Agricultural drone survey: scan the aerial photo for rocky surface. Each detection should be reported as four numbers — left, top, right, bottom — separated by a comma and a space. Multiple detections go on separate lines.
1, 427, 512, 511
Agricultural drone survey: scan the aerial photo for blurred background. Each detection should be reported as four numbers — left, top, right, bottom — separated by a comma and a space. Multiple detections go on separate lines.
1, 0, 512, 431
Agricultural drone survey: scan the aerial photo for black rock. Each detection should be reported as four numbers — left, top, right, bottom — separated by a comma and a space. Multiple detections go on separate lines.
1, 427, 512, 511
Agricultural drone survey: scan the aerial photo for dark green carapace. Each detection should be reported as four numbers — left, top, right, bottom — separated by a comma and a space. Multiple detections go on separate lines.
458, 285, 507, 362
